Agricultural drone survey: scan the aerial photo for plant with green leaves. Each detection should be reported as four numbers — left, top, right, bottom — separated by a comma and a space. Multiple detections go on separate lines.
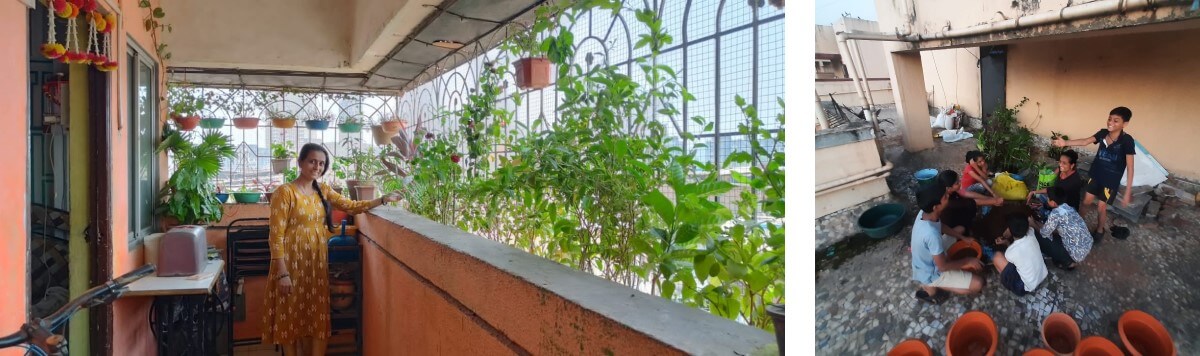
167, 84, 205, 117
977, 97, 1038, 173
282, 167, 299, 183
271, 141, 294, 160
156, 128, 236, 224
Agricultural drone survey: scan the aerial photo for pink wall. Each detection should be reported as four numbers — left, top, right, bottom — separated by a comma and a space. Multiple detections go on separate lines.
110, 0, 164, 354
0, 1, 30, 355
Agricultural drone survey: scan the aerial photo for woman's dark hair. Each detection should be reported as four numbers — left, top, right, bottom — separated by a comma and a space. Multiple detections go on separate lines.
1061, 149, 1078, 165
299, 143, 335, 232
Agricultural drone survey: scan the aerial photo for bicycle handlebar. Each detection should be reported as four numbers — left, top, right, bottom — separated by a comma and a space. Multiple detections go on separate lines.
0, 264, 156, 350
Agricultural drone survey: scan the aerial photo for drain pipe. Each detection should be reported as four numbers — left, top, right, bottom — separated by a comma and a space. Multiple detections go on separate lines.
834, 38, 875, 124
835, 31, 911, 125
913, 0, 1174, 41
849, 40, 877, 109
816, 91, 830, 130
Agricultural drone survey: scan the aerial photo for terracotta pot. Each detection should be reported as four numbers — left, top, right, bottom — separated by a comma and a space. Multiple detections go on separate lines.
946, 311, 997, 356
173, 115, 201, 131
947, 240, 983, 272
271, 117, 297, 128
515, 57, 552, 89
1076, 336, 1123, 356
331, 210, 349, 226
888, 339, 932, 356
381, 120, 405, 133
232, 117, 260, 129
1042, 312, 1081, 355
345, 179, 362, 200
371, 125, 396, 145
330, 279, 355, 310
1119, 310, 1175, 356
354, 184, 377, 202
1023, 349, 1055, 356
271, 158, 290, 174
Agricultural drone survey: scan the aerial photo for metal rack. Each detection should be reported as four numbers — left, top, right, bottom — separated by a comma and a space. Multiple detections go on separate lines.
225, 218, 271, 351
327, 243, 364, 355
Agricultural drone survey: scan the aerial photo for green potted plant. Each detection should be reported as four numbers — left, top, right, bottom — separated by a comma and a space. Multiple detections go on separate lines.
231, 185, 262, 204
302, 104, 332, 131
253, 178, 279, 202
199, 91, 229, 129
155, 128, 236, 227
503, 21, 555, 90
282, 167, 299, 183
168, 84, 205, 131
336, 137, 386, 200
338, 113, 365, 134
229, 99, 261, 129
271, 141, 294, 174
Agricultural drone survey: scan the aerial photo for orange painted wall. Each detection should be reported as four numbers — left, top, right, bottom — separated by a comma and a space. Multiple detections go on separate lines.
0, 1, 30, 356
109, 0, 164, 355
357, 214, 689, 355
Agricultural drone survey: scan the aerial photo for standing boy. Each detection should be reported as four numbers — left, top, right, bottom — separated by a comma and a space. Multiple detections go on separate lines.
1053, 107, 1135, 240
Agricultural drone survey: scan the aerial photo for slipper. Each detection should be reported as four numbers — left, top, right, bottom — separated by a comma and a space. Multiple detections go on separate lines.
1111, 226, 1130, 240
914, 290, 946, 305
1091, 230, 1104, 245
1056, 261, 1078, 271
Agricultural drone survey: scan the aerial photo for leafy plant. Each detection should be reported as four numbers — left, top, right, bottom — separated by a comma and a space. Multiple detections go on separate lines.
977, 97, 1038, 173
282, 167, 299, 183
156, 128, 236, 224
167, 84, 205, 117
337, 138, 387, 183
138, 0, 172, 61
271, 141, 294, 160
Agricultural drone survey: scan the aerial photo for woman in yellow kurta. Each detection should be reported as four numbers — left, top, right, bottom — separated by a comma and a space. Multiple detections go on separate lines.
263, 143, 401, 356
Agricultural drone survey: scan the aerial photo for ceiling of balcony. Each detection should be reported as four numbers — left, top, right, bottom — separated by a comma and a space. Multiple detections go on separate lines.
162, 0, 544, 94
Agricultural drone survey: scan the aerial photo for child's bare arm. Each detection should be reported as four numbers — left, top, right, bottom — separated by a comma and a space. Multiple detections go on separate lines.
1053, 135, 1096, 147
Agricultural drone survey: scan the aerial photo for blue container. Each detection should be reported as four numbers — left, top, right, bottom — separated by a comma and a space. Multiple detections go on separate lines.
915, 168, 939, 190
214, 193, 229, 204
305, 120, 331, 130
328, 220, 359, 263
858, 203, 907, 239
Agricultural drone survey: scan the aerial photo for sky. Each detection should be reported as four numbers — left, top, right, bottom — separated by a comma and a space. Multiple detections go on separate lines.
815, 0, 878, 26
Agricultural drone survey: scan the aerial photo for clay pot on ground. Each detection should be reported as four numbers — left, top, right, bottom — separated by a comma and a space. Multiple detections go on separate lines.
1076, 336, 1123, 356
1119, 310, 1176, 356
173, 115, 201, 131
1023, 349, 1054, 356
354, 184, 377, 202
330, 279, 355, 310
888, 339, 932, 356
232, 117, 260, 129
946, 311, 997, 356
1042, 312, 1081, 355
947, 240, 983, 272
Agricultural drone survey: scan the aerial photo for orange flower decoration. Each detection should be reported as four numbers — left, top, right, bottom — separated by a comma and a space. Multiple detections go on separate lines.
41, 43, 66, 59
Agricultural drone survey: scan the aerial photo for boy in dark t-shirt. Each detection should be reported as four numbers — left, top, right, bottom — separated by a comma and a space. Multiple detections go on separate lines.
1052, 107, 1136, 240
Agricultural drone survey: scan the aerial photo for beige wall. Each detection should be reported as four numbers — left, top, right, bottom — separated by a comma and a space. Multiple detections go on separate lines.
921, 48, 981, 118
834, 18, 890, 79
1008, 28, 1200, 180
816, 25, 839, 54
816, 139, 883, 185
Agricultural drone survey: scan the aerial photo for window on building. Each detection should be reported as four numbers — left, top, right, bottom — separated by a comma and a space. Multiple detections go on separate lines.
128, 44, 158, 248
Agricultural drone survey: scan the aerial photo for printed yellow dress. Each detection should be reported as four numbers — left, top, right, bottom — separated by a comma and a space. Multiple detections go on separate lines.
262, 182, 373, 344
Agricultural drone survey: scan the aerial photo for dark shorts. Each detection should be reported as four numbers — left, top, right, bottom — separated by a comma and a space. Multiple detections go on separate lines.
1085, 179, 1117, 205
1000, 264, 1027, 296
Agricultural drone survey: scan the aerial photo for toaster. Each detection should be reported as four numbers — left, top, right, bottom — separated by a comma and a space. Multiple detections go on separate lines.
158, 225, 208, 277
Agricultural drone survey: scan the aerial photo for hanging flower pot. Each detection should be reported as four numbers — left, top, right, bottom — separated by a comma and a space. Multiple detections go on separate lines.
338, 123, 364, 133
232, 117, 260, 129
271, 158, 290, 175
199, 118, 225, 129
1119, 310, 1175, 356
232, 192, 262, 204
330, 279, 355, 311
370, 125, 395, 145
515, 57, 552, 89
888, 339, 932, 356
214, 193, 229, 204
271, 117, 297, 129
1041, 312, 1081, 355
173, 115, 201, 131
381, 119, 405, 133
1076, 336, 1123, 356
946, 311, 997, 356
305, 120, 330, 131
